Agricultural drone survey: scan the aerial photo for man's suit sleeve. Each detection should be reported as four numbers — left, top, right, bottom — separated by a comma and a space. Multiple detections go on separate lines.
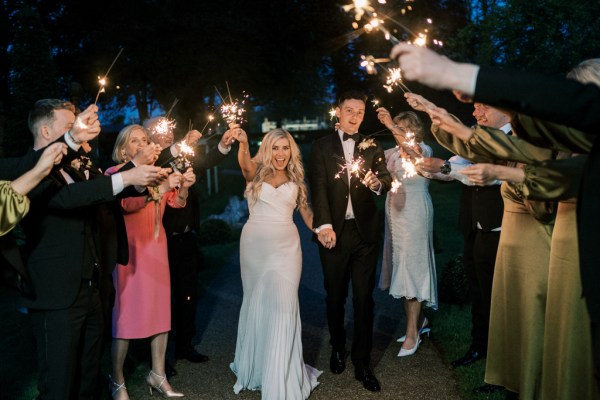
475, 65, 600, 133
28, 176, 115, 210
0, 148, 43, 180
309, 141, 332, 228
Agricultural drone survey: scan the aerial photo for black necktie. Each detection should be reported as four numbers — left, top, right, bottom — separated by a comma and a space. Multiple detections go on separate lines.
343, 132, 356, 141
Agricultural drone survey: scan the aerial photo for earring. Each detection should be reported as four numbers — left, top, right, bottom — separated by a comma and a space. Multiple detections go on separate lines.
121, 149, 128, 162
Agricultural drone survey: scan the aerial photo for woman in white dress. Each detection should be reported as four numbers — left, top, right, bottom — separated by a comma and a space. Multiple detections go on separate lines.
375, 110, 438, 357
229, 126, 322, 399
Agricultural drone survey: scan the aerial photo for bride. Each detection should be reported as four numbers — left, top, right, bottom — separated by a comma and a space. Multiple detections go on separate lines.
229, 126, 322, 399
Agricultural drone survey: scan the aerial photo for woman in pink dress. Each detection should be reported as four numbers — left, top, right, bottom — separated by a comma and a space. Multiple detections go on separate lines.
106, 124, 195, 400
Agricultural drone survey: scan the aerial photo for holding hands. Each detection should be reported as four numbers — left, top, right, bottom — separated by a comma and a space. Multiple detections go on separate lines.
317, 228, 336, 250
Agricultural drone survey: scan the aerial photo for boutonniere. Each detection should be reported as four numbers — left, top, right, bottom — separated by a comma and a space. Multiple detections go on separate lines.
357, 138, 376, 151
71, 155, 92, 171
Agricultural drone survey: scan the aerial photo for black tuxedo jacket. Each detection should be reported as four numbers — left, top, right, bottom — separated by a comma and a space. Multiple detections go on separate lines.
19, 147, 139, 310
310, 133, 392, 243
474, 65, 600, 323
458, 185, 503, 236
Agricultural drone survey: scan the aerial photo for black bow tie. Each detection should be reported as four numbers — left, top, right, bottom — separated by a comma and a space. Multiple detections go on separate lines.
342, 132, 357, 141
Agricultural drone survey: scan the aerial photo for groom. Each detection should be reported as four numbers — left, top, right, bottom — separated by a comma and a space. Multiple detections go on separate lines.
310, 90, 391, 392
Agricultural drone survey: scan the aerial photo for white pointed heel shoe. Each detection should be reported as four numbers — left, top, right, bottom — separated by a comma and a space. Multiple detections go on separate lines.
398, 338, 422, 357
397, 317, 431, 342
146, 370, 184, 398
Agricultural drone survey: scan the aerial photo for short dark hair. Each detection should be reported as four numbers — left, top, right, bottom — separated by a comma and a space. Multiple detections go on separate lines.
337, 90, 368, 107
28, 99, 75, 136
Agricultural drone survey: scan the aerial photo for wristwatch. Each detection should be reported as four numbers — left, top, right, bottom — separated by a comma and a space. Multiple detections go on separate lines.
440, 160, 451, 175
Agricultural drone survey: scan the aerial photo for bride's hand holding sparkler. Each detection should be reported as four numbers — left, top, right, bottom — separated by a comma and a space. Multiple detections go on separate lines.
363, 170, 382, 191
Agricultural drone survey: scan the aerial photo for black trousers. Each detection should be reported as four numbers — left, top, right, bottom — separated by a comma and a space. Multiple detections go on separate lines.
29, 281, 103, 400
167, 232, 201, 354
463, 228, 500, 353
318, 220, 378, 365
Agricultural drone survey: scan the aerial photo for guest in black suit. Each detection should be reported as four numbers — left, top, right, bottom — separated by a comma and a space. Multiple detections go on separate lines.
20, 99, 167, 400
391, 43, 600, 388
146, 117, 235, 373
310, 90, 391, 392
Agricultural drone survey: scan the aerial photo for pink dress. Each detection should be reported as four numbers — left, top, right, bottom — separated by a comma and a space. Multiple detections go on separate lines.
106, 166, 183, 339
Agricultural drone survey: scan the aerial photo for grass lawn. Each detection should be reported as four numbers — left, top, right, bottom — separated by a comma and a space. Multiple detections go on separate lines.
0, 136, 503, 399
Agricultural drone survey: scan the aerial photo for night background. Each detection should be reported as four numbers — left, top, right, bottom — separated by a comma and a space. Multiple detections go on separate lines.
1, 0, 599, 159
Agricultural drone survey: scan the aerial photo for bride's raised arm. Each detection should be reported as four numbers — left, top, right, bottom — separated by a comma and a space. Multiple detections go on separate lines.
231, 124, 257, 182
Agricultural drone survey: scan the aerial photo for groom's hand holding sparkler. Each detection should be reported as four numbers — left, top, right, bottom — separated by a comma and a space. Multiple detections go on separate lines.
363, 170, 382, 192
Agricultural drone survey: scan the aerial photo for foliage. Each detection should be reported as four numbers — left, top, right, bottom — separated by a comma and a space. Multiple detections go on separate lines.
3, 5, 59, 156
445, 0, 600, 74
438, 254, 470, 305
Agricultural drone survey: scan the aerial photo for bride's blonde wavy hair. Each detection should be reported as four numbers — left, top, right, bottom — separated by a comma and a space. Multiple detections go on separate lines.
245, 128, 308, 209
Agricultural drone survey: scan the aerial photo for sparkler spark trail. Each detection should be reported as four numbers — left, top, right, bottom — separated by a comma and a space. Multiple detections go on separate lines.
334, 155, 367, 181
215, 85, 248, 125
383, 67, 412, 93
94, 48, 124, 104
390, 178, 402, 193
150, 116, 177, 137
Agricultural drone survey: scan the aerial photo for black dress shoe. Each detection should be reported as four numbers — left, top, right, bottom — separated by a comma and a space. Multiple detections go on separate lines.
329, 350, 345, 374
451, 348, 485, 367
165, 361, 177, 378
354, 365, 381, 392
472, 383, 503, 394
177, 348, 209, 363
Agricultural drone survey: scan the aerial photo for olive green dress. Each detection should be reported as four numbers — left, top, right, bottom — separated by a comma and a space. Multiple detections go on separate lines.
432, 124, 555, 398
467, 122, 598, 400
0, 181, 30, 236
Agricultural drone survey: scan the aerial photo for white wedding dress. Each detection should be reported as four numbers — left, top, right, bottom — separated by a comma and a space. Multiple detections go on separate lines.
231, 182, 321, 399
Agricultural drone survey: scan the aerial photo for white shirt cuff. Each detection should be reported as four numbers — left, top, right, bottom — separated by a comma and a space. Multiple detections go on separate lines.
63, 131, 81, 151
218, 142, 231, 154
111, 173, 125, 196
315, 224, 333, 233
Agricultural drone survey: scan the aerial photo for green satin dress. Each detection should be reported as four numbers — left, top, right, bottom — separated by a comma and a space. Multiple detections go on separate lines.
465, 121, 598, 400
0, 181, 30, 236
432, 123, 556, 398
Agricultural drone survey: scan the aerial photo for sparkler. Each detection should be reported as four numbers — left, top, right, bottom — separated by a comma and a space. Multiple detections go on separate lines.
215, 85, 247, 125
170, 142, 195, 173
334, 155, 367, 180
383, 67, 412, 93
94, 48, 124, 104
390, 178, 402, 193
149, 116, 177, 137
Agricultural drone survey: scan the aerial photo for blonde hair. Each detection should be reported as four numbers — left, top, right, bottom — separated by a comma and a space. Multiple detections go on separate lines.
112, 124, 147, 163
567, 58, 600, 87
245, 129, 308, 209
393, 111, 425, 142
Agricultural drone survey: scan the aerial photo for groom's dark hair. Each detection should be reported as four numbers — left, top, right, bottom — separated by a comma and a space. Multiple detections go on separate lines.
337, 90, 368, 106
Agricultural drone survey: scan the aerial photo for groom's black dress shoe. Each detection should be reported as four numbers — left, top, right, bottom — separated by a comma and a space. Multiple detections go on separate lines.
329, 350, 345, 374
451, 348, 485, 367
354, 365, 381, 392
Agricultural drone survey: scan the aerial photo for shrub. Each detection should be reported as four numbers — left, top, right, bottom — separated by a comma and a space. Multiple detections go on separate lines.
438, 254, 470, 305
